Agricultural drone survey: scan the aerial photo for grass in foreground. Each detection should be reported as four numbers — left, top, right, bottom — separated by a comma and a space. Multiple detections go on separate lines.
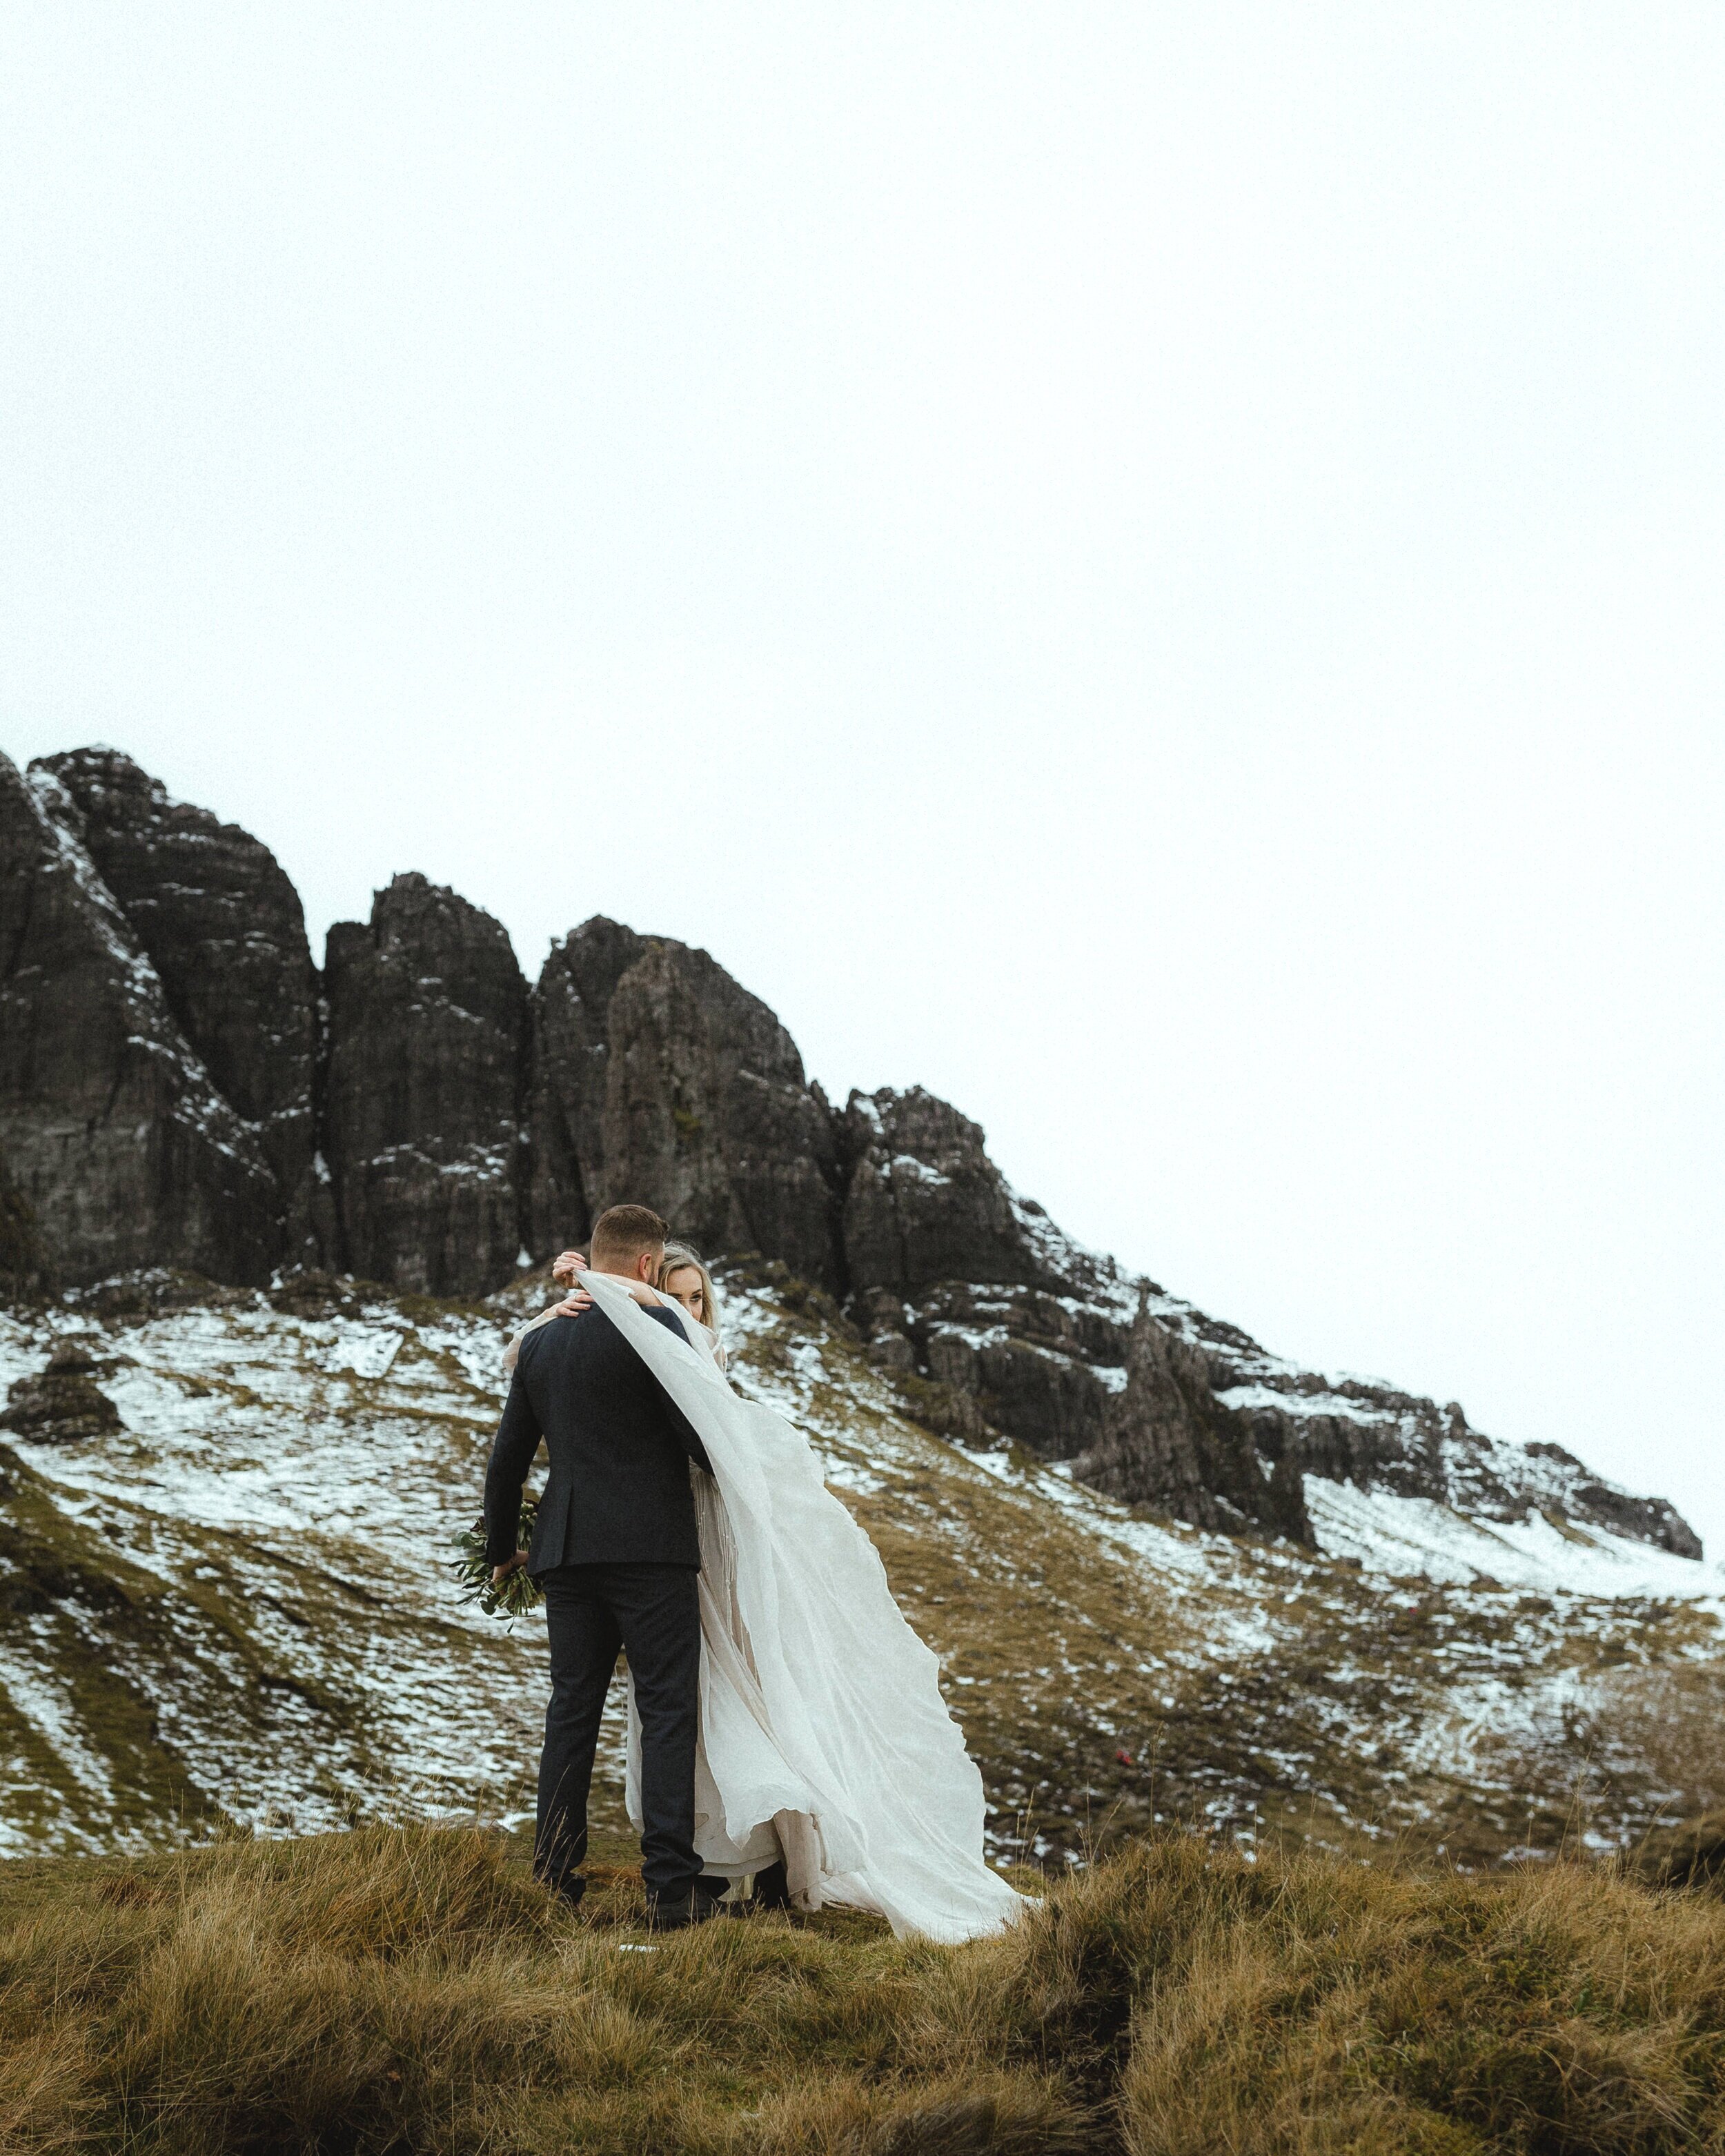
1, 1825, 1722, 2155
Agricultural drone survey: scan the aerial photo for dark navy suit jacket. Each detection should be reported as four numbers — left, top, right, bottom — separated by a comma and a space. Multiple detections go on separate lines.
482, 1300, 712, 1574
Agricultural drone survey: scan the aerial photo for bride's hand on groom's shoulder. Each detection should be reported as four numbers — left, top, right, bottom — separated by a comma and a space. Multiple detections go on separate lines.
551, 1249, 593, 1316
551, 1274, 659, 1316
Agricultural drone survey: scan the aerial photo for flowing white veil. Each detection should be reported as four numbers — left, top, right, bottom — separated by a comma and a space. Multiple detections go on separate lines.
578, 1269, 1024, 1944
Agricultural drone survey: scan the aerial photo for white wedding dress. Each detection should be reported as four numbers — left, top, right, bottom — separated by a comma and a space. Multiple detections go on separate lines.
569, 1270, 1025, 1944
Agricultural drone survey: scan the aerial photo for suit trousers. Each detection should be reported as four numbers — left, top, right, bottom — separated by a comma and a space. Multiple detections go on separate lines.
535, 1561, 703, 1899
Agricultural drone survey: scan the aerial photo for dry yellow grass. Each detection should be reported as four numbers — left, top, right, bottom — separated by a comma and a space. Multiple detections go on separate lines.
1, 1823, 1722, 2155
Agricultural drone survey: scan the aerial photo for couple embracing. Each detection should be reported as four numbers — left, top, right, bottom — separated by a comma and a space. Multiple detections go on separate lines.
483, 1204, 1023, 1942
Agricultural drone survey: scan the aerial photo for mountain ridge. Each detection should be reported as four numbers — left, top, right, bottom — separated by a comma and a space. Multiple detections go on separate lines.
0, 742, 1701, 1560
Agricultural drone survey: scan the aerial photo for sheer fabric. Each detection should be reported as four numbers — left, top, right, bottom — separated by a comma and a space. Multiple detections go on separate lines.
502, 1303, 560, 1374
579, 1270, 1024, 1944
504, 1299, 729, 1374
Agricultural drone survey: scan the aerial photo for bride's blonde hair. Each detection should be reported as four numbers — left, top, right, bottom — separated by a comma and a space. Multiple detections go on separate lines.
658, 1242, 720, 1331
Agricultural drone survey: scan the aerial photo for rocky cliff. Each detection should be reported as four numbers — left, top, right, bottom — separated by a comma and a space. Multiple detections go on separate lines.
36, 750, 322, 1258
323, 874, 529, 1298
0, 753, 282, 1286
0, 742, 1702, 1559
529, 919, 841, 1288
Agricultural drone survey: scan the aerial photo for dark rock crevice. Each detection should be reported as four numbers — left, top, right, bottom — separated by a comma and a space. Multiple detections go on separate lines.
0, 1142, 48, 1301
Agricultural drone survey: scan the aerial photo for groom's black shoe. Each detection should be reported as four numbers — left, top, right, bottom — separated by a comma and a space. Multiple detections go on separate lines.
536, 1869, 587, 1915
644, 1881, 724, 1931
749, 1859, 793, 1911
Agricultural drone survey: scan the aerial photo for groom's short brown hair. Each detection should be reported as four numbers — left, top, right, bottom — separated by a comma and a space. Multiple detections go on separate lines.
589, 1203, 670, 1273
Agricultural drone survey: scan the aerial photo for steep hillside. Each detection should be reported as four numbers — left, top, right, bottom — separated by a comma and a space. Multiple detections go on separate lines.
1, 742, 1702, 1565
3, 738, 1715, 1875
2, 1267, 1718, 1866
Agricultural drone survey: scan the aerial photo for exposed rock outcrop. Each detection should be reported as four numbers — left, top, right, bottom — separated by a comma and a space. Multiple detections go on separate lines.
1074, 1296, 1311, 1540
1192, 1329, 1706, 1559
530, 919, 840, 1289
34, 751, 321, 1255
875, 1277, 1125, 1464
526, 916, 647, 1249
323, 875, 529, 1298
835, 1084, 1297, 1544
1, 1341, 121, 1442
831, 1085, 1698, 1557
840, 1087, 1134, 1463
841, 1088, 1049, 1298
1519, 1442, 1702, 1559
0, 753, 280, 1285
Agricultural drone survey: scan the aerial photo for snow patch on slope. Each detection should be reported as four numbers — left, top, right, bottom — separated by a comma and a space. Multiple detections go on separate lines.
1306, 1476, 1724, 1602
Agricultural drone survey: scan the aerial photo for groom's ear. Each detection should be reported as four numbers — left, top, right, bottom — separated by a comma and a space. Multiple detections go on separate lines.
637, 1247, 662, 1285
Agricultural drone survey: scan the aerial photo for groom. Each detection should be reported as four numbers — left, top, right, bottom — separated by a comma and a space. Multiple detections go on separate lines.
484, 1203, 723, 1928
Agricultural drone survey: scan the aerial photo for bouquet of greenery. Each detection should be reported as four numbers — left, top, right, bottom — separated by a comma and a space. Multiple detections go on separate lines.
450, 1496, 544, 1620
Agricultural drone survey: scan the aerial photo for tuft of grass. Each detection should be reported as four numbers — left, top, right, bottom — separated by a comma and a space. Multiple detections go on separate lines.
1104, 1835, 1725, 2154
3, 1823, 1724, 2154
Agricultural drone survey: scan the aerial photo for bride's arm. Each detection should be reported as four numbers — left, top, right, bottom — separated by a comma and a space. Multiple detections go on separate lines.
555, 1273, 728, 1373
553, 1276, 663, 1318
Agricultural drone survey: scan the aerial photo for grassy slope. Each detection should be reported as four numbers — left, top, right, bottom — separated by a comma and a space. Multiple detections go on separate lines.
1, 1821, 1723, 2155
0, 1269, 1722, 1868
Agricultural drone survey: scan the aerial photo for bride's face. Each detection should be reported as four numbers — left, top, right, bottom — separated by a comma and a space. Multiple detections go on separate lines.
664, 1266, 707, 1325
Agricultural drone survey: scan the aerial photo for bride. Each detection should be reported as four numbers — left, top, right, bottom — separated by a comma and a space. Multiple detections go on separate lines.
515, 1240, 1023, 1944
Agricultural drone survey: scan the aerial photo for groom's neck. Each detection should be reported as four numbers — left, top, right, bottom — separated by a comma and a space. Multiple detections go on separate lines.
588, 1264, 662, 1304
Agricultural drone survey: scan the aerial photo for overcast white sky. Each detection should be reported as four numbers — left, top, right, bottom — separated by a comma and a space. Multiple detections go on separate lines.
3, 6, 1721, 1549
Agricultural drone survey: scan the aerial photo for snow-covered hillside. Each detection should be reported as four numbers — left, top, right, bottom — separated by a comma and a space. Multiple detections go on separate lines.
1, 1267, 1720, 1863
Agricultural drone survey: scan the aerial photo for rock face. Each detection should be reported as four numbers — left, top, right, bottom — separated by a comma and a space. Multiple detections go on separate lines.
1, 740, 1704, 1561
1186, 1326, 1707, 1561
530, 918, 840, 1289
841, 1089, 1047, 1298
1521, 1446, 1702, 1560
322, 876, 529, 1298
0, 753, 280, 1285
0, 1145, 46, 1300
35, 751, 321, 1254
526, 916, 644, 1248
1, 1341, 121, 1443
823, 1084, 1699, 1559
1075, 1298, 1311, 1540
841, 1087, 1136, 1463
